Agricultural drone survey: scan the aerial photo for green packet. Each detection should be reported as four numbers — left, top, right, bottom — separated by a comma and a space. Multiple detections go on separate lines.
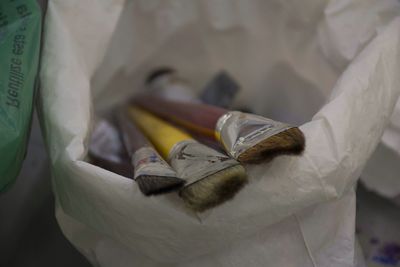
0, 0, 42, 192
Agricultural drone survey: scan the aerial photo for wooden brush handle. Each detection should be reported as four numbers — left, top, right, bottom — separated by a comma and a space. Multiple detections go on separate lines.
133, 95, 227, 137
127, 106, 193, 159
115, 109, 151, 156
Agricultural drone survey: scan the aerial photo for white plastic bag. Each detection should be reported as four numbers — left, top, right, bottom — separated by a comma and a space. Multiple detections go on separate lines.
361, 100, 400, 204
38, 0, 400, 266
318, 0, 400, 204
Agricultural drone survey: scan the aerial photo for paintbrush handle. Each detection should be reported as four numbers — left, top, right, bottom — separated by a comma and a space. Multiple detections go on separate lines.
127, 106, 193, 159
115, 109, 151, 156
133, 95, 227, 137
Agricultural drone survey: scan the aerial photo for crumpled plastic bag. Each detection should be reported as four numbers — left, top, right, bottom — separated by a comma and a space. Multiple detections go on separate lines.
38, 0, 400, 266
323, 0, 400, 205
361, 99, 400, 203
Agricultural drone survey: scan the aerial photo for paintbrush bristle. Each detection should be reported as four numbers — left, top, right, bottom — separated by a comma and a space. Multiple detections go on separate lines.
179, 165, 247, 212
136, 175, 185, 196
238, 127, 305, 163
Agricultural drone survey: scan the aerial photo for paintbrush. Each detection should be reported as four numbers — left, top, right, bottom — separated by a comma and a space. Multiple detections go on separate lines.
115, 109, 185, 196
145, 67, 238, 152
127, 106, 247, 212
144, 68, 304, 163
133, 94, 305, 164
89, 119, 133, 177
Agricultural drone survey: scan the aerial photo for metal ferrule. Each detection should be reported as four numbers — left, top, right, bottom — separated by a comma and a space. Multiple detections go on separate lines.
132, 146, 177, 180
168, 140, 240, 187
215, 111, 293, 159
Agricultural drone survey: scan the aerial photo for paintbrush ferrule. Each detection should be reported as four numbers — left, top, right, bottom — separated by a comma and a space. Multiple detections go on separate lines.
132, 146, 178, 181
215, 111, 293, 159
168, 140, 241, 187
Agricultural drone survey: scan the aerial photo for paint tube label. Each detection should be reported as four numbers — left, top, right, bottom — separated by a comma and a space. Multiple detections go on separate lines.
215, 111, 292, 159
168, 140, 240, 186
133, 146, 177, 180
